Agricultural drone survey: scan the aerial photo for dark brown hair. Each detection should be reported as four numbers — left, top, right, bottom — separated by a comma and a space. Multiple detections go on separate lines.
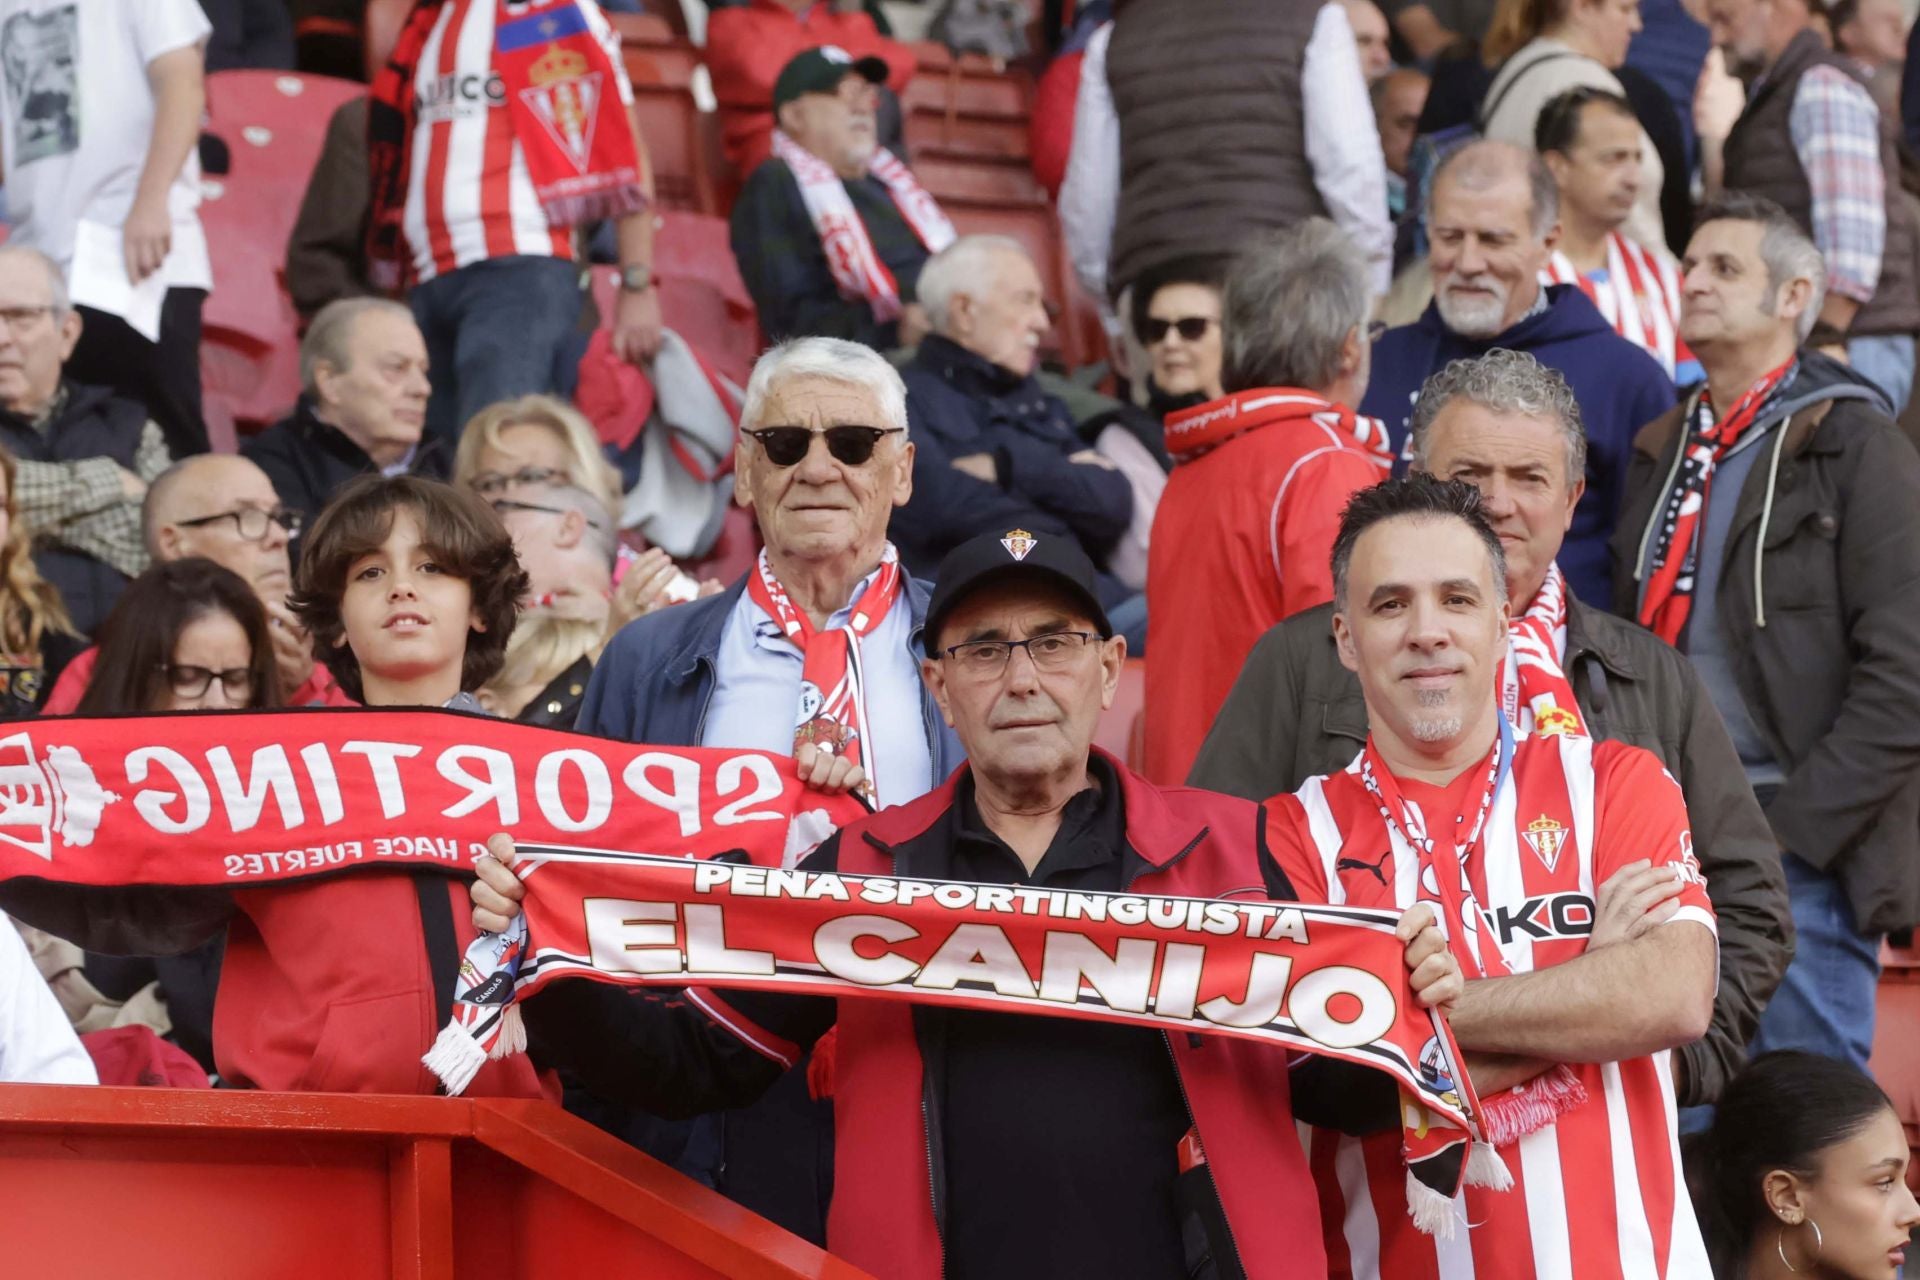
77, 558, 281, 714
289, 474, 526, 701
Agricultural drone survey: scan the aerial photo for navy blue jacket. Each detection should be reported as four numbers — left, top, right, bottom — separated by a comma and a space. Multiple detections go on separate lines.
894, 335, 1132, 581
1359, 285, 1678, 607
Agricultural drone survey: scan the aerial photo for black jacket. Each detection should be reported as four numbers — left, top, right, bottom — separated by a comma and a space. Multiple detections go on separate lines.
1613, 353, 1920, 934
241, 398, 449, 537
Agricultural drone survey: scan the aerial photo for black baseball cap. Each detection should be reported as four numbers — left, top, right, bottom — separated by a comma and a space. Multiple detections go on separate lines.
924, 528, 1113, 655
772, 45, 890, 112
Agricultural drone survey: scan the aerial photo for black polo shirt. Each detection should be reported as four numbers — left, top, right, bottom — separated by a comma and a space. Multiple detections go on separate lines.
934, 757, 1192, 1280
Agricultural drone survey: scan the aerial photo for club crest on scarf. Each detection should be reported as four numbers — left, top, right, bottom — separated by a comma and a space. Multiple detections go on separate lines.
1000, 528, 1037, 561
1503, 564, 1587, 738
0, 731, 117, 860
517, 37, 601, 173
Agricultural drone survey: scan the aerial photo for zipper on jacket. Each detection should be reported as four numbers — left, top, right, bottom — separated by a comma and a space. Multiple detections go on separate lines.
1162, 1030, 1247, 1280
923, 1090, 947, 1279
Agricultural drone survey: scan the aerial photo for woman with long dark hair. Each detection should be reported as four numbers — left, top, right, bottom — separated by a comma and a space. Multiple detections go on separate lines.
0, 446, 83, 718
77, 558, 281, 715
1695, 1051, 1920, 1278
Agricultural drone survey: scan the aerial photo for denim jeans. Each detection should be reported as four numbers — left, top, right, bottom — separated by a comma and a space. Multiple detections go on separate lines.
410, 254, 585, 448
1847, 333, 1917, 418
1749, 851, 1883, 1071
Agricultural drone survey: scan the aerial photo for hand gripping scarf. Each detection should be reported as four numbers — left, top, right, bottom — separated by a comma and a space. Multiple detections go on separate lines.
768, 127, 957, 323
1355, 717, 1589, 1232
1502, 563, 1585, 738
368, 0, 647, 271
1639, 358, 1797, 645
745, 545, 904, 805
1162, 388, 1397, 464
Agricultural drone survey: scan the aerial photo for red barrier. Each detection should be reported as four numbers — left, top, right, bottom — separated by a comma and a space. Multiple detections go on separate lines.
0, 1086, 871, 1280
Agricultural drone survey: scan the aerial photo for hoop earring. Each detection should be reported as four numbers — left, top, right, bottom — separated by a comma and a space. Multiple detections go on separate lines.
1777, 1228, 1798, 1273
1807, 1218, 1824, 1257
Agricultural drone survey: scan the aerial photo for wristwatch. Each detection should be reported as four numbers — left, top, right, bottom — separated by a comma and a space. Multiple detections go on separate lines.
619, 263, 654, 293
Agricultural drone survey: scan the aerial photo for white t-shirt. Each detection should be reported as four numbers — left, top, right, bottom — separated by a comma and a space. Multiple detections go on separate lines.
0, 916, 95, 1084
0, 0, 212, 291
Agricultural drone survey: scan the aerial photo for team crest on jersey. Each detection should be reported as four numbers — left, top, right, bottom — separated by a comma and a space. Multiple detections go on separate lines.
1001, 529, 1037, 561
1522, 813, 1569, 874
1534, 703, 1581, 736
520, 44, 602, 173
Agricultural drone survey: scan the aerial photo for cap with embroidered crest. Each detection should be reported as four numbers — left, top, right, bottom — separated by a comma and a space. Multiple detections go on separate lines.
924, 528, 1113, 654
772, 45, 891, 112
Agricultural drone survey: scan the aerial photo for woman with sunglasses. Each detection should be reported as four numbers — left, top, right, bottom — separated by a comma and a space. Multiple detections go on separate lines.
1130, 256, 1229, 419
0, 446, 84, 719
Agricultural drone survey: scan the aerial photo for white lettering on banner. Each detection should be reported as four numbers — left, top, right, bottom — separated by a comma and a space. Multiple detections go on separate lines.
1289, 965, 1398, 1050
340, 741, 423, 819
1038, 933, 1155, 1013
301, 742, 345, 825
536, 749, 612, 832
814, 915, 921, 984
438, 746, 520, 826
582, 898, 778, 977
126, 746, 212, 834
1199, 953, 1295, 1027
206, 745, 305, 833
916, 923, 1039, 999
623, 752, 701, 838
714, 754, 786, 826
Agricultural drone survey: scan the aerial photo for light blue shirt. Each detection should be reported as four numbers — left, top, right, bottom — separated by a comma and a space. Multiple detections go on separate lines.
701, 568, 935, 809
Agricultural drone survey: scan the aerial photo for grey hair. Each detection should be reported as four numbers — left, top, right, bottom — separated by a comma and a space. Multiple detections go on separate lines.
544, 482, 618, 565
915, 234, 1030, 333
1694, 192, 1828, 343
1408, 349, 1587, 484
300, 297, 416, 396
1432, 139, 1560, 240
0, 246, 70, 315
1222, 218, 1372, 393
740, 336, 910, 437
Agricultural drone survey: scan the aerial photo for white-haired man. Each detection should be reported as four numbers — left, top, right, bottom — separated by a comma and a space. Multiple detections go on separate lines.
894, 235, 1139, 643
579, 334, 962, 1243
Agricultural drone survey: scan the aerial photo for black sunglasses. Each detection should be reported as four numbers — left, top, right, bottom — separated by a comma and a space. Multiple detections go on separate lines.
1142, 316, 1215, 345
744, 425, 903, 468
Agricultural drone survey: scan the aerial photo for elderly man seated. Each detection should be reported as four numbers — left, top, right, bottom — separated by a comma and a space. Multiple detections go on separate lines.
241, 297, 441, 533
0, 246, 171, 636
42, 453, 354, 714
474, 525, 1459, 1280
731, 46, 956, 349
893, 235, 1141, 645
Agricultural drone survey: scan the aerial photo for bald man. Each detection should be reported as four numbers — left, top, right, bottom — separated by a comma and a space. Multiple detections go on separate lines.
43, 454, 355, 713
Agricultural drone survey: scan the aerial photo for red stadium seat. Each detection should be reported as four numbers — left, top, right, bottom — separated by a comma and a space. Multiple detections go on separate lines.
198, 71, 369, 439
587, 210, 761, 389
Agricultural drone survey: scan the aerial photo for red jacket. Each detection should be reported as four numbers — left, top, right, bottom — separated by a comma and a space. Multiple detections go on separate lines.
1143, 391, 1391, 785
797, 753, 1327, 1280
706, 0, 915, 175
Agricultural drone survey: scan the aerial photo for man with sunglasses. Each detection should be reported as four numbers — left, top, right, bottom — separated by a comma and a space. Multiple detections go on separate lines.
41, 453, 355, 714
565, 335, 963, 1242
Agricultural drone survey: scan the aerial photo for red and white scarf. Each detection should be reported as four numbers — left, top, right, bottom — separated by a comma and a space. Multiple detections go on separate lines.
1501, 564, 1585, 737
769, 128, 957, 323
746, 545, 905, 804
1542, 234, 1691, 381
1163, 388, 1396, 464
1640, 359, 1796, 645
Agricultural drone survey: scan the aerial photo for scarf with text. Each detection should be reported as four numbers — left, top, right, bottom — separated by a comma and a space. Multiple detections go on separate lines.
746, 546, 904, 805
1351, 720, 1588, 1230
1502, 564, 1585, 738
1639, 359, 1796, 645
433, 840, 1491, 1230
1163, 388, 1397, 465
367, 0, 646, 272
1542, 234, 1693, 381
769, 128, 957, 323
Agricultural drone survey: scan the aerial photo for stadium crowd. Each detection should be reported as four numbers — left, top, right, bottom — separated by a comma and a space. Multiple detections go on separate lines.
2, 0, 1920, 1275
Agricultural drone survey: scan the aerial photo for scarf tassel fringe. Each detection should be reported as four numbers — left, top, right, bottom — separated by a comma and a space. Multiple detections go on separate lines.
1406, 1169, 1460, 1238
422, 1004, 524, 1097
1478, 1064, 1589, 1148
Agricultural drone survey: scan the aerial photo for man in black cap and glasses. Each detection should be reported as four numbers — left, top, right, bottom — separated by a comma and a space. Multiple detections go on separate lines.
475, 522, 1461, 1280
729, 44, 957, 350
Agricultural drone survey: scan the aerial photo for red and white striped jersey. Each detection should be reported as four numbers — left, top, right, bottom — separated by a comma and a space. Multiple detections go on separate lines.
1268, 734, 1716, 1280
402, 0, 632, 282
1542, 233, 1701, 386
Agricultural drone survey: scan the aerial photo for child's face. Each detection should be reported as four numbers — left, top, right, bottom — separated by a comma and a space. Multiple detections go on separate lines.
338, 506, 481, 695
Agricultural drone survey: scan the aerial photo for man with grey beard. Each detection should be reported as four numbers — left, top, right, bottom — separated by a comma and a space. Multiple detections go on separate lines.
1359, 140, 1675, 605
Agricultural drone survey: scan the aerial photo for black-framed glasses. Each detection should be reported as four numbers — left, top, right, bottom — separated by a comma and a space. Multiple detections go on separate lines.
941, 630, 1099, 676
489, 497, 604, 530
470, 465, 570, 496
176, 505, 304, 541
744, 425, 903, 468
157, 664, 255, 700
1142, 316, 1215, 345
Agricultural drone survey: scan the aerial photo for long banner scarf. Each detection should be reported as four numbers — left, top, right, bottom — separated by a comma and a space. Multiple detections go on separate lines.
746, 545, 904, 804
367, 0, 647, 271
1162, 388, 1397, 465
769, 127, 957, 323
1543, 234, 1693, 382
1502, 563, 1586, 737
1639, 358, 1797, 645
1355, 718, 1586, 1230
435, 840, 1493, 1232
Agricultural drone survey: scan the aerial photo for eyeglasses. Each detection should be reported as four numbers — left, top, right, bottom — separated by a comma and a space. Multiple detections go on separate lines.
157, 664, 255, 700
1142, 316, 1215, 345
744, 425, 903, 468
489, 497, 605, 530
0, 305, 55, 330
470, 465, 570, 496
940, 630, 1099, 677
175, 505, 304, 541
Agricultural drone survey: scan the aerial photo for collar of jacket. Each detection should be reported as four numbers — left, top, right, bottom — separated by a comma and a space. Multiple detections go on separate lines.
1630, 349, 1886, 465
659, 570, 938, 685
1751, 27, 1832, 104
859, 746, 1211, 875
291, 395, 447, 476
1561, 592, 1638, 683
0, 380, 117, 435
914, 333, 1040, 401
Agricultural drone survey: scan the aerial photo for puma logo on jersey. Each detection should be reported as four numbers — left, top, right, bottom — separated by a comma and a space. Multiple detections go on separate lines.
1336, 851, 1392, 886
